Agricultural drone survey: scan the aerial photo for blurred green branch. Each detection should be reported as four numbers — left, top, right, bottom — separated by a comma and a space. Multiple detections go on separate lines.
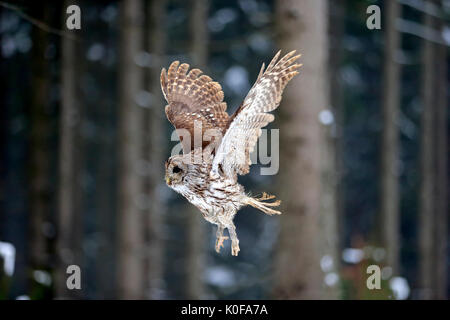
0, 1, 79, 41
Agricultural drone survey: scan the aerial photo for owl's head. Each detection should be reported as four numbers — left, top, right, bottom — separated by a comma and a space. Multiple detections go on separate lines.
165, 154, 189, 187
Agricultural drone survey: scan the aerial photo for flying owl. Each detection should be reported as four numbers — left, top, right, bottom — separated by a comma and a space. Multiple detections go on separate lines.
161, 51, 301, 256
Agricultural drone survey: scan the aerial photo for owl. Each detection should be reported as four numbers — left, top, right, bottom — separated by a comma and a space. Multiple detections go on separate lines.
161, 51, 301, 256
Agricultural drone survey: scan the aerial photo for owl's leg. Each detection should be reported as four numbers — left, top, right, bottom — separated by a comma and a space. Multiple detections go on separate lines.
215, 224, 228, 253
227, 224, 240, 256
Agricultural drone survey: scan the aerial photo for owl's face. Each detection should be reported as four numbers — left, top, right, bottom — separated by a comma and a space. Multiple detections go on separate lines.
165, 155, 189, 188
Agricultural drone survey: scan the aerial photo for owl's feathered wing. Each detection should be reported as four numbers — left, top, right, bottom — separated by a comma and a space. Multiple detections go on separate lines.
212, 50, 302, 179
161, 62, 229, 154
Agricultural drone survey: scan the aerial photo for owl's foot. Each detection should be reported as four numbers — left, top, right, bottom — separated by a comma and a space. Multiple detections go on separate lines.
215, 236, 229, 253
226, 224, 240, 256
231, 241, 240, 256
246, 194, 282, 215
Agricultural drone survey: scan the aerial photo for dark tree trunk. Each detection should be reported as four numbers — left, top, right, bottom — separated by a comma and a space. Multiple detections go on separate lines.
117, 0, 146, 299
29, 2, 51, 272
145, 0, 168, 299
95, 25, 117, 300
418, 5, 435, 300
432, 1, 447, 299
328, 0, 346, 263
380, 0, 401, 275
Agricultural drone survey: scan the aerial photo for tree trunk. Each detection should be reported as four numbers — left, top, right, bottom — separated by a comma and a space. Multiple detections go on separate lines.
418, 5, 435, 300
29, 3, 51, 271
273, 0, 329, 299
0, 5, 28, 298
318, 0, 340, 299
95, 34, 116, 300
380, 0, 401, 275
95, 126, 116, 299
117, 0, 146, 299
145, 0, 167, 299
184, 0, 208, 299
56, 0, 84, 299
432, 1, 447, 299
328, 0, 345, 263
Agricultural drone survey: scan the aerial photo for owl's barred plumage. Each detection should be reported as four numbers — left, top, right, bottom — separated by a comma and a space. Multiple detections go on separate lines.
162, 51, 301, 256
161, 61, 229, 152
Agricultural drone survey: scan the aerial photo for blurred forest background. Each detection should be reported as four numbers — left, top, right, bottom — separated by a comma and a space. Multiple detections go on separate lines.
0, 0, 448, 300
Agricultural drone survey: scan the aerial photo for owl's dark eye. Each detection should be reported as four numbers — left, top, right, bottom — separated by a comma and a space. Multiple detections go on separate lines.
172, 166, 182, 174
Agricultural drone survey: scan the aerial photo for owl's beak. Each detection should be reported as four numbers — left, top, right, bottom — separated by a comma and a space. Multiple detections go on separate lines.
165, 176, 172, 185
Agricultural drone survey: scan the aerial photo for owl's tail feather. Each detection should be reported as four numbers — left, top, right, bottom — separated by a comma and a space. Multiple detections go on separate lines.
245, 193, 281, 215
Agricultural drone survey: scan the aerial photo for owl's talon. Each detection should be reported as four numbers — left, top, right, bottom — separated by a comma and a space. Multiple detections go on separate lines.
257, 192, 276, 201
215, 236, 228, 253
231, 242, 240, 256
262, 199, 281, 207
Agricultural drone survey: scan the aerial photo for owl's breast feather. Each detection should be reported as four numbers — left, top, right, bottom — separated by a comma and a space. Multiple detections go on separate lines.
175, 173, 244, 224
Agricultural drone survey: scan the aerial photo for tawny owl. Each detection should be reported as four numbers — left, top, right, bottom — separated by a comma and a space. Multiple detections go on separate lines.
161, 51, 301, 256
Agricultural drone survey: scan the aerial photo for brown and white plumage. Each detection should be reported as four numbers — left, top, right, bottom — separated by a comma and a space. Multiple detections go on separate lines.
213, 50, 301, 178
161, 61, 229, 153
162, 51, 301, 256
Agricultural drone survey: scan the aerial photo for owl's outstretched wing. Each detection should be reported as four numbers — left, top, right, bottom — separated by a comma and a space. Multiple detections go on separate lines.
161, 62, 229, 154
212, 50, 301, 179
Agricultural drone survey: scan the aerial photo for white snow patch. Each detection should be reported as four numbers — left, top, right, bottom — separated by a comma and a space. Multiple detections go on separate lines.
0, 241, 15, 276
